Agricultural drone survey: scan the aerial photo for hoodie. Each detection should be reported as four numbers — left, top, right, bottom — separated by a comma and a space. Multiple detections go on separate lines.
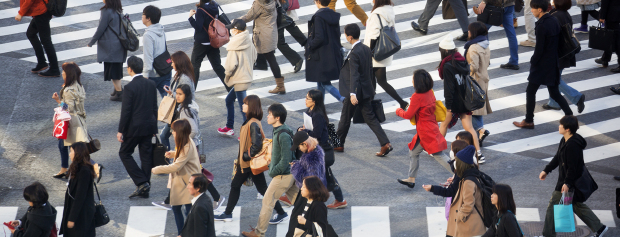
240, 0, 278, 54
224, 30, 257, 91
440, 53, 471, 113
13, 202, 57, 237
363, 5, 396, 67
177, 101, 202, 146
544, 133, 587, 194
143, 23, 167, 78
291, 145, 326, 188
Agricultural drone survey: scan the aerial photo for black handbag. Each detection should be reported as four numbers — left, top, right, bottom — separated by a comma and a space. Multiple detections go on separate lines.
588, 23, 617, 52
514, 0, 524, 12
93, 182, 110, 227
86, 133, 101, 154
152, 136, 168, 167
442, 0, 469, 19
574, 166, 598, 203
276, 1, 293, 30
353, 99, 386, 124
477, 1, 503, 26
152, 38, 172, 76
462, 74, 487, 111
557, 22, 581, 60
371, 15, 401, 62
214, 1, 231, 25
325, 167, 339, 192
327, 123, 341, 148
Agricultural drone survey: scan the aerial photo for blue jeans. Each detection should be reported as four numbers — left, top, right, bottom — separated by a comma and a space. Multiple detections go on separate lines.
172, 204, 192, 235
472, 115, 484, 131
547, 70, 583, 108
225, 89, 247, 129
58, 139, 69, 168
317, 81, 343, 102
486, 6, 518, 65
149, 72, 172, 98
159, 124, 172, 150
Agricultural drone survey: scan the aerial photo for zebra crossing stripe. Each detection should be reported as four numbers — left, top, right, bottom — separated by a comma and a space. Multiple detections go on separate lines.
426, 207, 448, 237
543, 142, 620, 164
55, 206, 64, 237
276, 206, 294, 237
125, 206, 167, 237
351, 206, 390, 237
0, 207, 18, 235
215, 207, 242, 236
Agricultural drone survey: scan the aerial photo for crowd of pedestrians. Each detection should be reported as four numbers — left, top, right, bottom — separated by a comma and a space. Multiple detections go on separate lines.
11, 0, 620, 235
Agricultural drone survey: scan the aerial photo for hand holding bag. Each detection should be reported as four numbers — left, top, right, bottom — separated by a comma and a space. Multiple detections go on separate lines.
553, 192, 576, 233
477, 1, 504, 26
93, 182, 110, 227
157, 95, 176, 124
353, 99, 386, 124
588, 22, 617, 52
152, 136, 168, 167
371, 15, 401, 62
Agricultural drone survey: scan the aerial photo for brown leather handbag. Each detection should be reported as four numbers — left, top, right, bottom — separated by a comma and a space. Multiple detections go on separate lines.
199, 8, 229, 48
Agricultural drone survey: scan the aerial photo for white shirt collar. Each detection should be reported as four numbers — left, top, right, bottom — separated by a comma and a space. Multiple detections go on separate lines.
191, 192, 203, 205
131, 73, 143, 79
350, 40, 361, 49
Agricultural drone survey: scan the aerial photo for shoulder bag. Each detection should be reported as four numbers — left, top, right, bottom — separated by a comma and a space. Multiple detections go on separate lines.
276, 1, 294, 29
371, 15, 401, 62
462, 74, 487, 111
213, 2, 231, 25
588, 22, 617, 52
199, 7, 230, 48
574, 166, 598, 202
477, 0, 504, 26
86, 134, 101, 154
410, 90, 447, 125
249, 129, 293, 175
93, 182, 110, 227
153, 37, 173, 76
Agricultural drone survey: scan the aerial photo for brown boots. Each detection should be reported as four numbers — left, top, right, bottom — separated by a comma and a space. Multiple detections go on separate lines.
268, 77, 286, 94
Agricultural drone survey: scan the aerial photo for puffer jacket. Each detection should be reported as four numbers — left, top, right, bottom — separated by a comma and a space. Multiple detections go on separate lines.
291, 145, 326, 188
225, 30, 257, 91
363, 5, 396, 67
241, 0, 278, 54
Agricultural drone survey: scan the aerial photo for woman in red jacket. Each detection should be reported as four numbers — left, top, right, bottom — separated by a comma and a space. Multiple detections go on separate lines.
395, 69, 452, 190
16, 0, 60, 77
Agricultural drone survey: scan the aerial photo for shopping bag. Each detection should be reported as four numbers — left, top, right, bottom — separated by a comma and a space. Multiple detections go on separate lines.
157, 95, 176, 124
53, 119, 69, 139
554, 192, 576, 233
445, 197, 452, 220
588, 23, 617, 52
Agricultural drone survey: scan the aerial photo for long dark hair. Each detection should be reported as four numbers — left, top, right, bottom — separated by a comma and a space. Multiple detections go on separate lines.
437, 48, 458, 69
244, 95, 263, 121
493, 184, 517, 215
68, 142, 96, 179
177, 84, 195, 119
372, 0, 393, 12
307, 89, 328, 122
60, 62, 82, 99
172, 119, 193, 159
101, 0, 123, 12
171, 51, 195, 84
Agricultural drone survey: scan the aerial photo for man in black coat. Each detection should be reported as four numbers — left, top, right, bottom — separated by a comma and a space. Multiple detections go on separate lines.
181, 174, 216, 237
118, 56, 158, 198
513, 0, 572, 129
335, 23, 392, 157
598, 0, 620, 75
539, 116, 608, 237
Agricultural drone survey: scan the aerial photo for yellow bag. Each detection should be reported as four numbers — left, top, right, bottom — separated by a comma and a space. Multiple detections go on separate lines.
410, 100, 447, 125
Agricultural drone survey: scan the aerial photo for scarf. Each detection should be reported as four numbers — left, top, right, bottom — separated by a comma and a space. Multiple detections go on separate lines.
463, 35, 487, 57
438, 52, 466, 79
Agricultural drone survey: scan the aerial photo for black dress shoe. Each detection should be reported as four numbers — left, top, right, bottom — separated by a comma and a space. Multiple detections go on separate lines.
454, 33, 468, 41
253, 64, 268, 71
611, 86, 620, 95
293, 60, 303, 73
595, 58, 608, 68
53, 172, 67, 179
500, 63, 520, 70
39, 70, 61, 77
611, 66, 620, 73
411, 21, 427, 35
478, 129, 490, 147
614, 176, 620, 181
577, 94, 585, 113
96, 165, 104, 183
129, 182, 150, 198
397, 179, 415, 189
31, 64, 49, 73
542, 104, 561, 110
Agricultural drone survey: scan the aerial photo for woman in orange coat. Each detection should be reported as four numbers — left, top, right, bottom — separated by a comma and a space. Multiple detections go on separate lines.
395, 69, 451, 190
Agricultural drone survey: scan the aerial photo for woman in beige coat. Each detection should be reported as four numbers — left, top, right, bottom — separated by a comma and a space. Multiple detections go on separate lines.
447, 145, 486, 237
152, 119, 201, 235
52, 62, 101, 181
464, 22, 492, 149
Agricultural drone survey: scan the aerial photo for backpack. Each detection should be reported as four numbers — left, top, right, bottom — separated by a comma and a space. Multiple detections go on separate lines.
464, 171, 497, 228
461, 74, 487, 111
44, 0, 67, 17
198, 8, 229, 48
109, 12, 140, 52
249, 129, 293, 175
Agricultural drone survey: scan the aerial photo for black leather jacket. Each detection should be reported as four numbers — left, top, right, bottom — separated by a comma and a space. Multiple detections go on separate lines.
243, 122, 264, 160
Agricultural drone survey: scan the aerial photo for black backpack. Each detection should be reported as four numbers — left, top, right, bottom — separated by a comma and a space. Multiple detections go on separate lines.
461, 74, 487, 111
44, 0, 67, 17
110, 12, 140, 52
465, 171, 497, 228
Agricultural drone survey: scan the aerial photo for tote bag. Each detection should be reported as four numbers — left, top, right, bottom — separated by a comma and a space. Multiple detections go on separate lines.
158, 96, 176, 124
152, 136, 168, 167
410, 90, 447, 125
371, 15, 401, 62
353, 99, 386, 123
554, 193, 576, 233
588, 23, 617, 52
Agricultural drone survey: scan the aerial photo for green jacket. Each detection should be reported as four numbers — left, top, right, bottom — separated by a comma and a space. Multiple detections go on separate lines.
269, 124, 294, 177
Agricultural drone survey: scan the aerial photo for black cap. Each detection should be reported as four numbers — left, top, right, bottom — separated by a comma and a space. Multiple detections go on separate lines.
290, 131, 310, 151
225, 19, 246, 31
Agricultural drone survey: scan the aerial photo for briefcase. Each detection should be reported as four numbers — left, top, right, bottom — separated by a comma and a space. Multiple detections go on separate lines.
589, 23, 617, 52
353, 99, 386, 124
152, 137, 168, 167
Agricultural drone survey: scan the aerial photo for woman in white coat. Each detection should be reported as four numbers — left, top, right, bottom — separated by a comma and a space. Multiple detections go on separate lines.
363, 0, 408, 110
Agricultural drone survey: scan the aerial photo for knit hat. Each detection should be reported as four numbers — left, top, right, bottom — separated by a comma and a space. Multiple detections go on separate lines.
439, 33, 456, 50
456, 145, 476, 165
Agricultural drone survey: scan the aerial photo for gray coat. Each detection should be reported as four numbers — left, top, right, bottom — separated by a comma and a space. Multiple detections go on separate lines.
240, 0, 277, 54
88, 8, 127, 63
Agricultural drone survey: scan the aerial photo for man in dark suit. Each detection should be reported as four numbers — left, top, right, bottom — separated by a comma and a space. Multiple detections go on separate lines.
181, 174, 215, 237
118, 56, 158, 198
335, 23, 392, 157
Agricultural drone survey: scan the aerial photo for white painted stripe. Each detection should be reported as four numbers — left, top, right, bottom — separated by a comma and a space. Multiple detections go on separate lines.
56, 206, 64, 237
488, 117, 620, 153
543, 142, 620, 163
215, 207, 242, 236
0, 207, 18, 235
124, 206, 167, 237
576, 210, 616, 227
0, 0, 13, 2
351, 206, 390, 237
515, 208, 540, 222
426, 206, 448, 237
0, 0, 103, 20
276, 206, 294, 237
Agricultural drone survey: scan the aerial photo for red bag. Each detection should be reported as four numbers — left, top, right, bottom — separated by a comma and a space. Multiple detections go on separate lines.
288, 0, 300, 10
202, 167, 214, 182
53, 113, 69, 139
199, 8, 229, 48
50, 223, 58, 237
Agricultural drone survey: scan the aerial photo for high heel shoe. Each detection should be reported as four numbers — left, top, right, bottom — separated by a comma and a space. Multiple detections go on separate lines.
53, 172, 67, 179
97, 165, 104, 183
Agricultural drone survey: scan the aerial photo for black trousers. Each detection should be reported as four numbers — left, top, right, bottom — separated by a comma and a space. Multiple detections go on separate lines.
26, 11, 58, 73
601, 21, 620, 65
256, 22, 306, 67
119, 135, 153, 186
256, 51, 282, 78
224, 166, 285, 215
190, 42, 228, 91
336, 97, 390, 146
525, 82, 573, 123
372, 67, 406, 106
581, 10, 599, 25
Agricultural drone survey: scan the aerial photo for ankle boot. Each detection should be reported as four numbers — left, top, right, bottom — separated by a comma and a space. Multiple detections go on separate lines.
110, 90, 123, 101
268, 77, 286, 94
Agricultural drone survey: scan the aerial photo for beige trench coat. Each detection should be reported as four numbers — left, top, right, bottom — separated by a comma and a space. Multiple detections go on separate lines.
152, 139, 202, 206
447, 178, 486, 237
61, 83, 89, 146
466, 43, 492, 116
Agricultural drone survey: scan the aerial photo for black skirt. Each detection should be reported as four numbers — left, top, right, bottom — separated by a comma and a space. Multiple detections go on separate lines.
103, 62, 123, 81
